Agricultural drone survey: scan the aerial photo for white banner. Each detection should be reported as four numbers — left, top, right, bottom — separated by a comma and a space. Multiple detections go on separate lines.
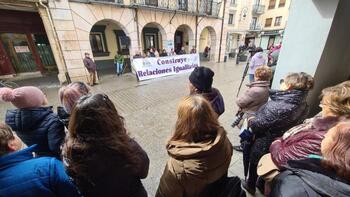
132, 54, 200, 81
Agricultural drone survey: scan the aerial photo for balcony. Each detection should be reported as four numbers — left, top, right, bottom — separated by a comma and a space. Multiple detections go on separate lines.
88, 0, 124, 4
199, 0, 221, 17
252, 4, 265, 15
249, 23, 262, 31
131, 0, 198, 13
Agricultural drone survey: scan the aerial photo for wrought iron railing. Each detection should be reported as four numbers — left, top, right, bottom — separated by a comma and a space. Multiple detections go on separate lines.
199, 0, 220, 16
252, 4, 265, 14
91, 0, 124, 4
249, 23, 262, 31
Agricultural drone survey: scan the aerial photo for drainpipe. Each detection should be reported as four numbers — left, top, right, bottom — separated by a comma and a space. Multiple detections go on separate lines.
195, 0, 199, 49
218, 0, 227, 62
37, 0, 71, 83
134, 7, 141, 52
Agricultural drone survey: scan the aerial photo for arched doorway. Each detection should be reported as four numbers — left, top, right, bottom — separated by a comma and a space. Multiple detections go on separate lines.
174, 25, 194, 54
141, 23, 166, 55
199, 26, 216, 61
89, 19, 130, 75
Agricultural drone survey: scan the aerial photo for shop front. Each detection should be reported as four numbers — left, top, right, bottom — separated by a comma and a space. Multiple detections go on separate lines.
259, 29, 284, 49
0, 9, 57, 77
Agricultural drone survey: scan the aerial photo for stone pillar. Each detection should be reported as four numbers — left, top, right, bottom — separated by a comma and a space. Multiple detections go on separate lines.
37, 7, 67, 84
48, 0, 89, 83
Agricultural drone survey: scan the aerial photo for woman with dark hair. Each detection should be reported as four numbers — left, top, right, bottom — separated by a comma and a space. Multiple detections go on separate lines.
270, 122, 350, 197
63, 94, 149, 197
156, 95, 233, 197
242, 72, 314, 194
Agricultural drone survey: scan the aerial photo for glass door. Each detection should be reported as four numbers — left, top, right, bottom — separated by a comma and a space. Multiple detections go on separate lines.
0, 33, 37, 73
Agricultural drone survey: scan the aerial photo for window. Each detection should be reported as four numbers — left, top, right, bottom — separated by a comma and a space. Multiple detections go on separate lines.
279, 0, 286, 7
274, 16, 282, 26
89, 33, 106, 53
265, 18, 273, 27
230, 0, 236, 6
268, 0, 276, 9
251, 17, 258, 28
228, 14, 234, 25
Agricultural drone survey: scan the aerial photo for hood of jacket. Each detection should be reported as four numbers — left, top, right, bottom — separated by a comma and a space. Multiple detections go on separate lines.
269, 89, 308, 105
202, 88, 225, 116
254, 52, 264, 59
287, 159, 350, 197
166, 127, 232, 177
247, 81, 270, 88
6, 107, 54, 132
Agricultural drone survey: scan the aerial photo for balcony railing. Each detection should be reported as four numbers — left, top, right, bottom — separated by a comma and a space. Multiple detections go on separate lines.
252, 4, 265, 14
249, 23, 262, 31
131, 0, 199, 13
76, 0, 221, 17
199, 0, 220, 16
90, 0, 124, 4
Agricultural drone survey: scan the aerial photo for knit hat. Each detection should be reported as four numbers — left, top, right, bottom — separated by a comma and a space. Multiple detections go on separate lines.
0, 86, 47, 108
189, 67, 214, 92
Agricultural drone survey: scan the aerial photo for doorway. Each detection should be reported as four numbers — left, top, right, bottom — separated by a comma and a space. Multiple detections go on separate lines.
0, 33, 38, 73
268, 36, 276, 49
174, 31, 183, 54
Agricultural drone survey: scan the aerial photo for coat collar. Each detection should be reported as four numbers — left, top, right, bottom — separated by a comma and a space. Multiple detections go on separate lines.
0, 145, 37, 170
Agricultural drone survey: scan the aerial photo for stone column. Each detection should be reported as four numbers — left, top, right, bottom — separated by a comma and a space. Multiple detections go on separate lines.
37, 7, 67, 84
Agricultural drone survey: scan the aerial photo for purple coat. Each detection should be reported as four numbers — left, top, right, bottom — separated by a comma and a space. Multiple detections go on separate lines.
248, 52, 266, 74
83, 57, 97, 72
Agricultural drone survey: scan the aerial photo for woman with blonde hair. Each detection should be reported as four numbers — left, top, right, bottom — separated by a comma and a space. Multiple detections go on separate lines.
156, 95, 233, 197
243, 72, 314, 194
270, 122, 350, 196
269, 80, 350, 168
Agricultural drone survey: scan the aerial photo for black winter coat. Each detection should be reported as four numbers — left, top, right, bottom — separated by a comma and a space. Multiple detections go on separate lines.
5, 107, 65, 157
248, 90, 309, 165
250, 89, 309, 138
270, 158, 350, 197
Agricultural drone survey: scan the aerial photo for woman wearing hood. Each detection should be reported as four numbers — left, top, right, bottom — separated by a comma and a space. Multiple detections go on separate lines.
156, 95, 233, 197
248, 47, 266, 83
242, 72, 314, 194
0, 86, 65, 157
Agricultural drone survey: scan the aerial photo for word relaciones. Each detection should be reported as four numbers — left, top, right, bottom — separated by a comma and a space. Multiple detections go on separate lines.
137, 64, 198, 77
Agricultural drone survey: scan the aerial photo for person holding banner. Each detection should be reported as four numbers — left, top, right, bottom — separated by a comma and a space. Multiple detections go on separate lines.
190, 46, 197, 54
114, 52, 125, 76
189, 67, 225, 116
169, 48, 176, 56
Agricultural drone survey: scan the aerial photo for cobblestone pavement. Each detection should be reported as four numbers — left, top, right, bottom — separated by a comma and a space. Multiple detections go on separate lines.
0, 60, 264, 196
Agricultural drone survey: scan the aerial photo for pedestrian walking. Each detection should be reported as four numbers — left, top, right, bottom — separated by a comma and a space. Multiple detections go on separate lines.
156, 95, 233, 197
83, 52, 97, 86
0, 123, 80, 197
248, 47, 266, 83
63, 93, 149, 197
114, 52, 125, 76
0, 86, 65, 157
189, 66, 225, 116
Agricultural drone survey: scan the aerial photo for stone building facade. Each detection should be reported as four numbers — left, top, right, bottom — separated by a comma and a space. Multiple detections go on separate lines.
0, 0, 227, 83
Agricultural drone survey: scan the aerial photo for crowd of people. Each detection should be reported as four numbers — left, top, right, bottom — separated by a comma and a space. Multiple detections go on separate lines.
136, 46, 198, 58
1, 62, 350, 197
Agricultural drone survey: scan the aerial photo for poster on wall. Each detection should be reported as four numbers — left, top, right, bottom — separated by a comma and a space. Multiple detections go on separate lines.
166, 40, 174, 52
133, 54, 200, 81
14, 46, 30, 53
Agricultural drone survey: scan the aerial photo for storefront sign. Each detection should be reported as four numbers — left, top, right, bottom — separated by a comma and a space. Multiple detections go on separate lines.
132, 54, 200, 81
14, 46, 30, 53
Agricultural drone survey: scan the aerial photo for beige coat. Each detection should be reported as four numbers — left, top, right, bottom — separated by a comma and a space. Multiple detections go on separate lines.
156, 127, 233, 197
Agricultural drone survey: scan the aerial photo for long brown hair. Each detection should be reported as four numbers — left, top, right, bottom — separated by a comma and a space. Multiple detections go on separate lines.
63, 94, 144, 194
170, 95, 221, 143
322, 122, 350, 181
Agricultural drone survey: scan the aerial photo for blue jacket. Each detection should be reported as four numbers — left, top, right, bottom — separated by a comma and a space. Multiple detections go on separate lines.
0, 145, 81, 197
6, 107, 65, 157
